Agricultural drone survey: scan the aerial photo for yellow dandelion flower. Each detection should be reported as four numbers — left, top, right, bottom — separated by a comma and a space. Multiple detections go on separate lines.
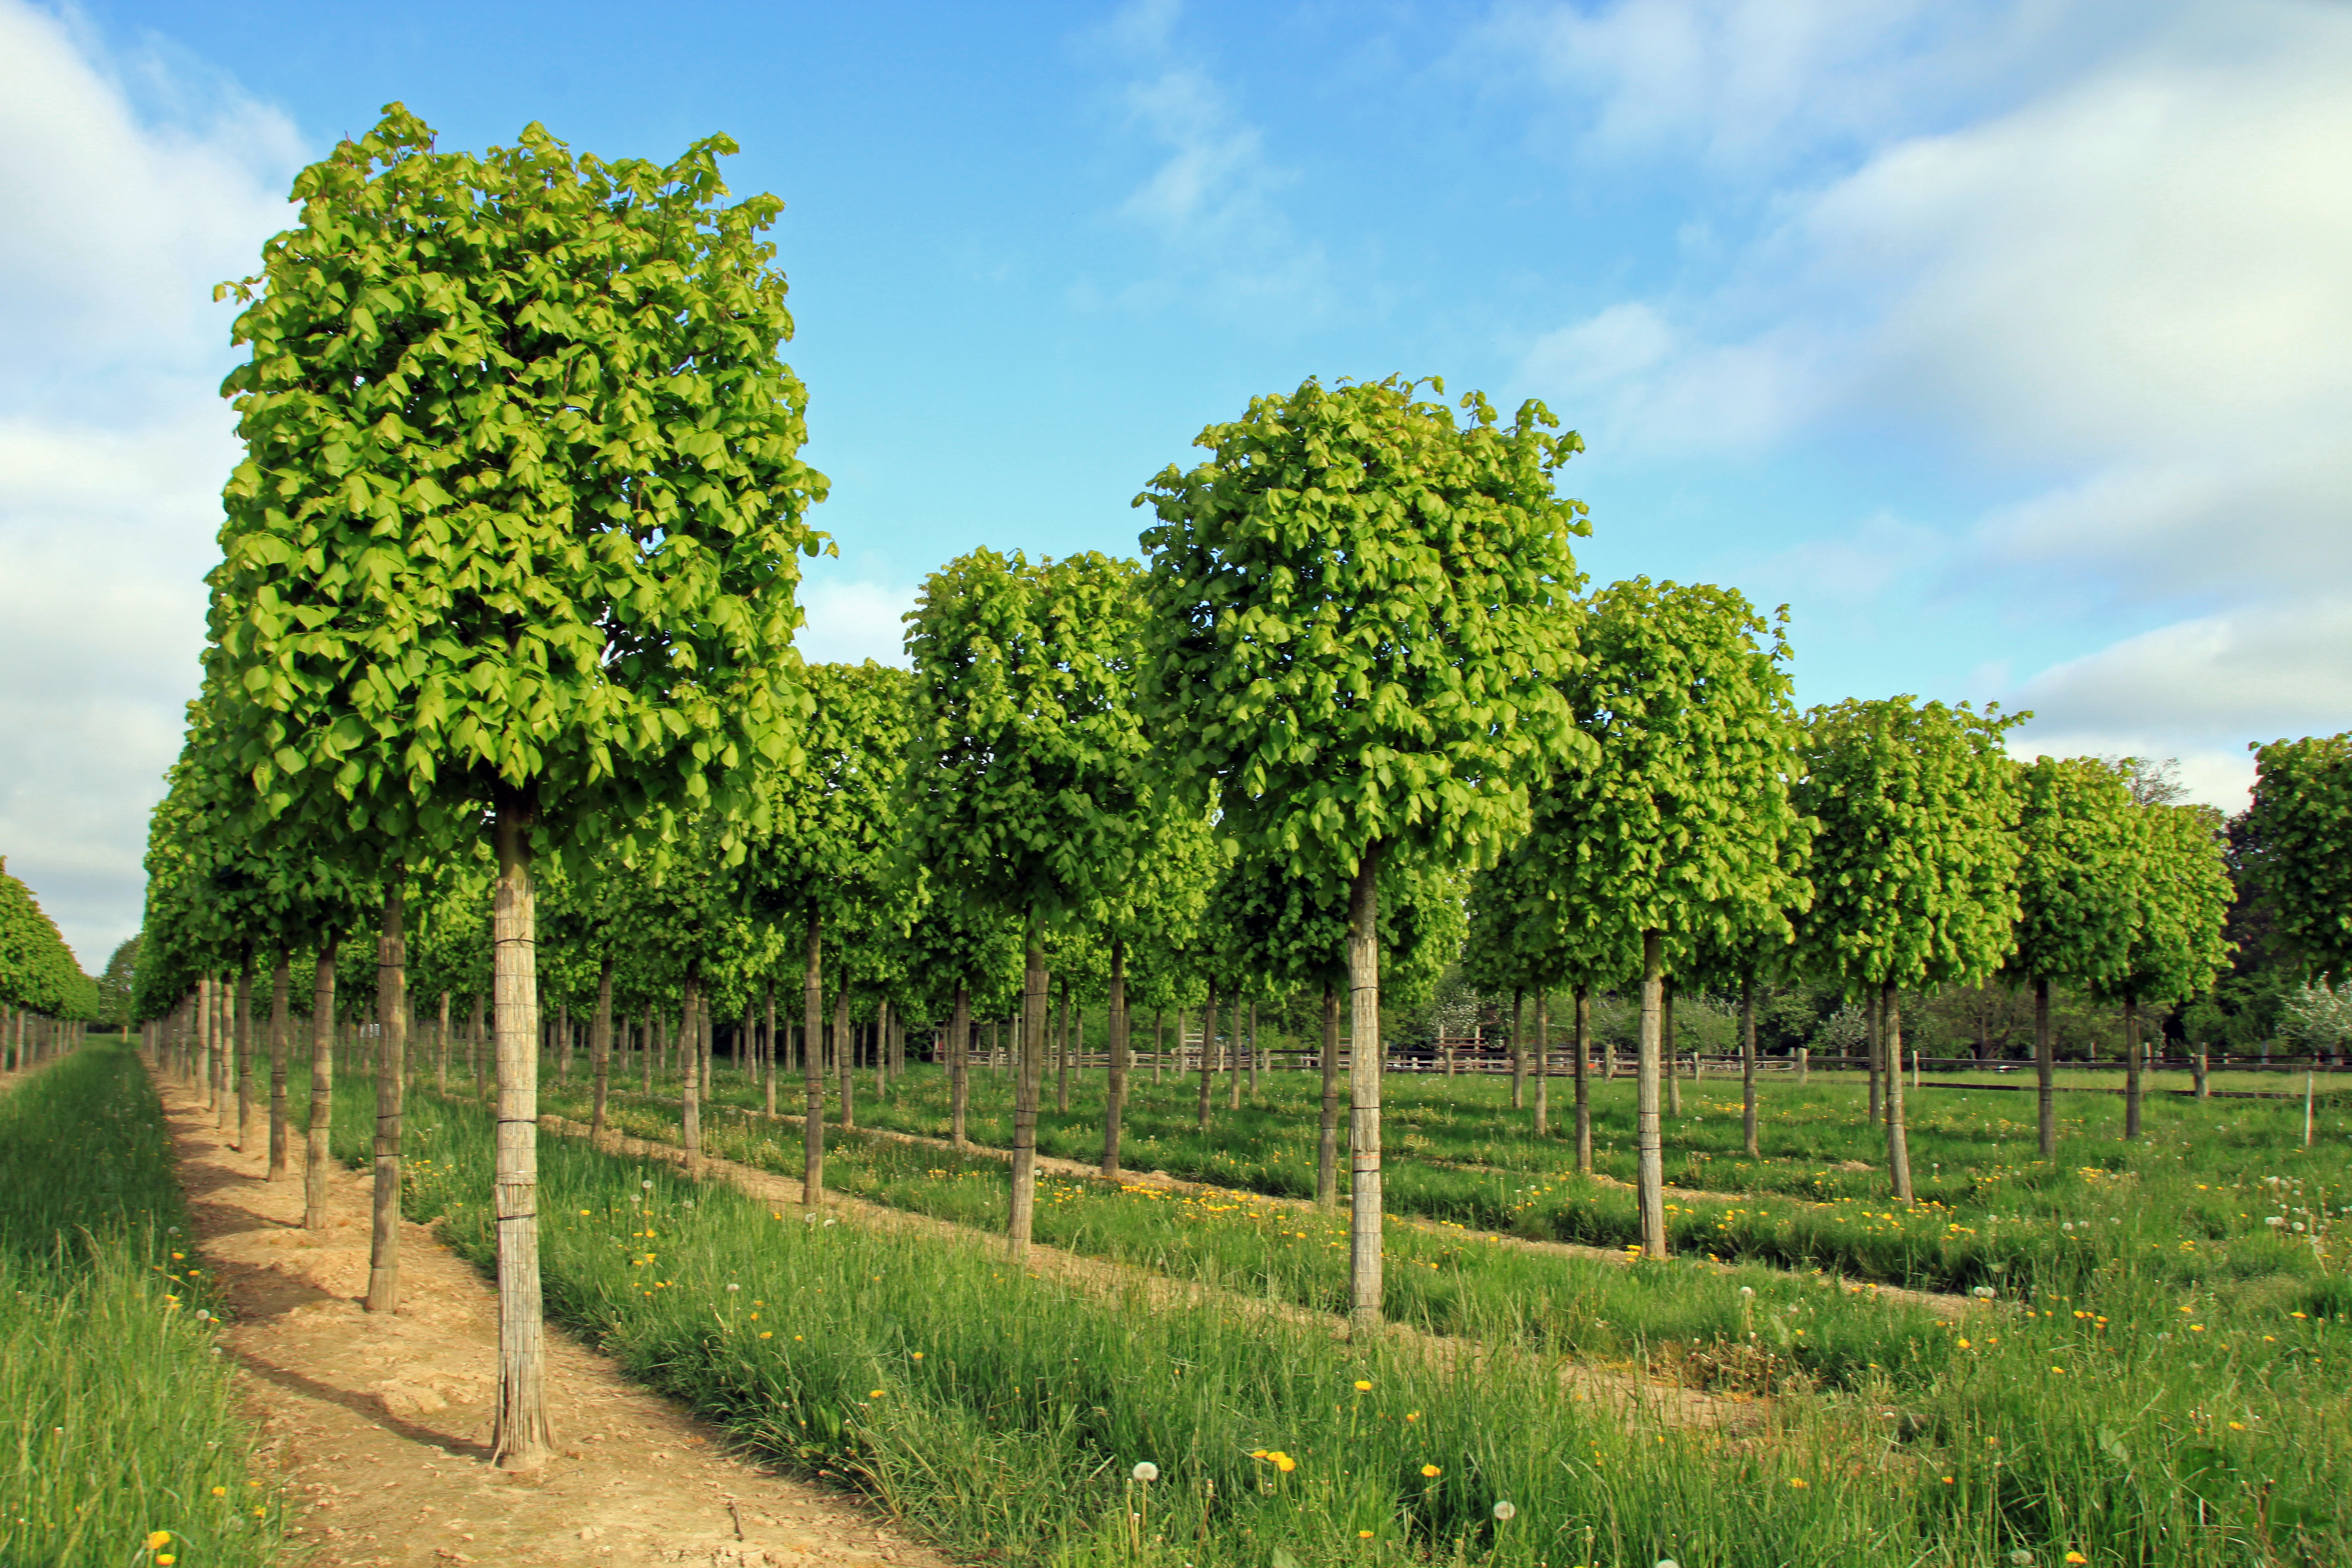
147, 1532, 172, 1550
1421, 1464, 1442, 1478
1354, 1380, 1372, 1392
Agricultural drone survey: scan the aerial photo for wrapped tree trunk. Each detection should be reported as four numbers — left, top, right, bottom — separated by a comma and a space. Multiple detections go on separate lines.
949, 983, 971, 1150
1884, 980, 1913, 1202
1101, 939, 1128, 1177
489, 793, 552, 1471
1636, 931, 1666, 1258
802, 915, 827, 1207
304, 945, 338, 1231
268, 961, 291, 1179
1573, 986, 1592, 1175
2035, 977, 2057, 1157
1316, 983, 1340, 1208
590, 956, 614, 1140
368, 873, 407, 1314
1007, 931, 1048, 1260
1347, 848, 1385, 1326
1741, 977, 1760, 1158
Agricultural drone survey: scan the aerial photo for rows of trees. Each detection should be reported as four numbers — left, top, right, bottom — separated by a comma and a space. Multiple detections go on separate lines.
0, 858, 101, 1068
117, 107, 2352, 1471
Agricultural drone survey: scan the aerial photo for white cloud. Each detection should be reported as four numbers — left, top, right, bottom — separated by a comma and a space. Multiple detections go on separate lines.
1505, 0, 2352, 776
0, 0, 303, 967
794, 576, 917, 669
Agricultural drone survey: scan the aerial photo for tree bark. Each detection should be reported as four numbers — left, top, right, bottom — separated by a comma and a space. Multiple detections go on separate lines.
2035, 975, 2057, 1157
215, 976, 235, 1132
1196, 981, 1216, 1132
1511, 988, 1526, 1111
1573, 985, 1593, 1175
1740, 976, 1759, 1158
1007, 929, 1048, 1260
1347, 847, 1386, 1325
304, 946, 338, 1231
1101, 938, 1128, 1177
489, 790, 552, 1471
763, 983, 778, 1118
1884, 980, 1912, 1203
1316, 981, 1340, 1208
802, 915, 826, 1207
680, 967, 703, 1174
590, 955, 614, 1140
368, 873, 407, 1314
1636, 931, 1666, 1258
1533, 991, 1550, 1136
235, 971, 255, 1152
949, 983, 971, 1149
268, 961, 291, 1179
197, 974, 215, 1111
2123, 994, 2143, 1139
835, 990, 854, 1130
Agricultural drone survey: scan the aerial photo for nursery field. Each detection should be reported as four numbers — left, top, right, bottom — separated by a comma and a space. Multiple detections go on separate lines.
380, 1052, 2350, 1566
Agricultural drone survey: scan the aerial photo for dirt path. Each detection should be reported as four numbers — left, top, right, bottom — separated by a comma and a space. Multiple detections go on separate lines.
163, 1089, 955, 1568
686, 1098, 1970, 1322
546, 1113, 1764, 1432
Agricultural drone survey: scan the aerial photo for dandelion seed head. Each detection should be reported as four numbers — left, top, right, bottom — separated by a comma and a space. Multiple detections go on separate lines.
1492, 1501, 1517, 1521
1131, 1462, 1159, 1482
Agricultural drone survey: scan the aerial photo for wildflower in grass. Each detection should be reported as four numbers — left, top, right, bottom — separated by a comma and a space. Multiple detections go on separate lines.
2064, 1555, 2087, 1565
1359, 1530, 1374, 1539
147, 1531, 171, 1550
1132, 1462, 1159, 1482
1354, 1379, 1373, 1392
1421, 1464, 1442, 1478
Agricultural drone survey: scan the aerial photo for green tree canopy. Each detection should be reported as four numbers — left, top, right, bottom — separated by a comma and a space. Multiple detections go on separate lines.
2247, 732, 2352, 985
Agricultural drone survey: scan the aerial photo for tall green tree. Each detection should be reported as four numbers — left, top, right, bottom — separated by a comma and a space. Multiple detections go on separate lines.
2011, 756, 2138, 1158
200, 107, 826, 1470
904, 549, 1155, 1258
1533, 581, 1808, 1251
2099, 799, 2233, 1136
1798, 698, 2021, 1197
1137, 375, 1586, 1322
2247, 733, 2352, 986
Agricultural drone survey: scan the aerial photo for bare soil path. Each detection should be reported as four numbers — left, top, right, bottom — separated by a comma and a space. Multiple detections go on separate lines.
162, 1088, 956, 1568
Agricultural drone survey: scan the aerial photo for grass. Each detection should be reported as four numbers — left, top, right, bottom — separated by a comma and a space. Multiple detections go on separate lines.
359, 1076, 2352, 1568
0, 1044, 285, 1568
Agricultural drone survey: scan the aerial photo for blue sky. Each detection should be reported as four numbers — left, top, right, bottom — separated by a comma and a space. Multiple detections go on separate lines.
3, 0, 2348, 965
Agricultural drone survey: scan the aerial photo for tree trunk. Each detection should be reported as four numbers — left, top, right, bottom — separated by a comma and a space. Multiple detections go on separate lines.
1664, 985, 1681, 1119
1316, 982, 1340, 1208
1007, 928, 1047, 1260
436, 992, 451, 1094
556, 1004, 571, 1086
304, 946, 337, 1231
680, 967, 703, 1174
1101, 938, 1128, 1177
1346, 846, 1385, 1326
802, 915, 826, 1207
1573, 985, 1592, 1175
1196, 981, 1216, 1132
368, 873, 407, 1315
1511, 988, 1526, 1111
489, 790, 552, 1471
1867, 983, 1883, 1122
235, 971, 255, 1152
1227, 993, 1242, 1111
590, 956, 614, 1140
2123, 994, 2143, 1139
198, 974, 215, 1111
1636, 931, 1666, 1258
216, 977, 235, 1133
1740, 976, 1759, 1158
1247, 1001, 1260, 1096
2035, 976, 2057, 1157
1884, 980, 1912, 1203
835, 990, 854, 1130
268, 961, 291, 1179
640, 1008, 654, 1094
763, 984, 778, 1118
1151, 1008, 1163, 1085
949, 983, 971, 1149
1533, 990, 1550, 1135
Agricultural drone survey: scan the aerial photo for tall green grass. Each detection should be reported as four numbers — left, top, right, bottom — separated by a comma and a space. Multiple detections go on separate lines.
0, 1045, 284, 1568
371, 1077, 2349, 1566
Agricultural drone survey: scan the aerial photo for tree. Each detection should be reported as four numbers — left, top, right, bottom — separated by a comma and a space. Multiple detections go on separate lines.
0, 857, 89, 1067
2099, 800, 2233, 1135
200, 107, 826, 1470
1137, 375, 1586, 1322
2247, 733, 2352, 986
2011, 757, 2138, 1158
1798, 698, 2021, 1197
1531, 581, 1808, 1251
904, 549, 1156, 1258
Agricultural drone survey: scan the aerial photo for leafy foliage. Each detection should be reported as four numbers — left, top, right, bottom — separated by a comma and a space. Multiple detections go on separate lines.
2247, 731, 2352, 984
2010, 755, 2138, 989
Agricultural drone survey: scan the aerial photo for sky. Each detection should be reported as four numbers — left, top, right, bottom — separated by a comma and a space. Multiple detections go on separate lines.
2, 0, 2347, 968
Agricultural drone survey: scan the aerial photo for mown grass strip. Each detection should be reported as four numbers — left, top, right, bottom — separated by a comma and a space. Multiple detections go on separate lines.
0, 1044, 284, 1568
